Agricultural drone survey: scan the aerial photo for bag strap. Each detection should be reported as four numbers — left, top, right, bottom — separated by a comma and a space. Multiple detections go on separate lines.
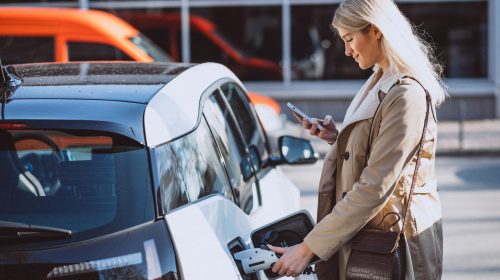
400, 77, 431, 235
363, 76, 431, 236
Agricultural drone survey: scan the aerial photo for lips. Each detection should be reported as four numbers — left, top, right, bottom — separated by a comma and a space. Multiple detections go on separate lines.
354, 55, 359, 63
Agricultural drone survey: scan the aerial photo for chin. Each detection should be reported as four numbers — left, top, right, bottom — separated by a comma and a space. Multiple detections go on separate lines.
358, 64, 369, 70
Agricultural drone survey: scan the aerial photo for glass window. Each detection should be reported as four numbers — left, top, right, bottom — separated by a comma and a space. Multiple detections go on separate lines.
203, 90, 256, 214
291, 1, 487, 80
291, 4, 371, 80
113, 9, 182, 62
0, 129, 153, 240
400, 1, 487, 78
191, 30, 228, 63
203, 93, 245, 189
221, 83, 268, 162
155, 119, 233, 212
68, 42, 133, 61
129, 34, 172, 62
0, 36, 55, 65
191, 6, 282, 81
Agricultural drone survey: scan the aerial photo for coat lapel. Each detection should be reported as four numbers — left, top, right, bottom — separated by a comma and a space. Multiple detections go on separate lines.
340, 69, 406, 136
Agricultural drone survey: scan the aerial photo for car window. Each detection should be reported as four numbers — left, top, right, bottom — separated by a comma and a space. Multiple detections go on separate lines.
129, 34, 172, 62
220, 83, 268, 162
68, 42, 133, 61
0, 129, 153, 239
204, 93, 244, 184
203, 90, 256, 213
0, 36, 54, 64
155, 118, 234, 212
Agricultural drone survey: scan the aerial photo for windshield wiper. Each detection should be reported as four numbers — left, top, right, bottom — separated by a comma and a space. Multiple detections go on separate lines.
0, 220, 71, 241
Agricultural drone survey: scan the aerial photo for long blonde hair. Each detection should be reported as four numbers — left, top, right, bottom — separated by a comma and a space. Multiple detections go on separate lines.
332, 0, 447, 105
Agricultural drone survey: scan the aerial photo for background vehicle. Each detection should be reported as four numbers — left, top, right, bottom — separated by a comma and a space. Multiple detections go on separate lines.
0, 7, 171, 64
0, 7, 283, 132
0, 62, 316, 279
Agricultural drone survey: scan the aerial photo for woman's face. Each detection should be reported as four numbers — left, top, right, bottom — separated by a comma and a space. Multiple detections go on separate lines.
337, 26, 387, 70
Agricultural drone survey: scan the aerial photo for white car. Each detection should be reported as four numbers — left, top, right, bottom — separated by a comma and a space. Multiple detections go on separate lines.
0, 61, 318, 279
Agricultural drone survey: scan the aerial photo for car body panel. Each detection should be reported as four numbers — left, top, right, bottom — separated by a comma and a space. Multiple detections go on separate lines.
4, 99, 147, 144
0, 7, 154, 62
11, 62, 188, 103
144, 62, 243, 147
165, 196, 251, 279
249, 168, 301, 228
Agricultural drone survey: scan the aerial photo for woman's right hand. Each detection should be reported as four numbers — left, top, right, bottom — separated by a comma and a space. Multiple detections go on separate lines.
292, 112, 339, 145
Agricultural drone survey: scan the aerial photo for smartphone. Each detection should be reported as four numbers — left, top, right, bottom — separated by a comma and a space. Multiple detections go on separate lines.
286, 102, 324, 130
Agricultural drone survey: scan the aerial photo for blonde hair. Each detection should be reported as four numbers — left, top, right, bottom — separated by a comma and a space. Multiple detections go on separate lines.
332, 0, 447, 105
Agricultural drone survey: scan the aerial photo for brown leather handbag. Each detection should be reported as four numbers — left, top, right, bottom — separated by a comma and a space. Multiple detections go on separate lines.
345, 82, 431, 280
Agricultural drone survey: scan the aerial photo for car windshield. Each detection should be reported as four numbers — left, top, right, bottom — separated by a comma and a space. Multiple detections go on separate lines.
0, 129, 153, 239
129, 34, 172, 62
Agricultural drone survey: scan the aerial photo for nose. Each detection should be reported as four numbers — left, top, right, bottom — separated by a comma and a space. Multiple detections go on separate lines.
344, 42, 352, 57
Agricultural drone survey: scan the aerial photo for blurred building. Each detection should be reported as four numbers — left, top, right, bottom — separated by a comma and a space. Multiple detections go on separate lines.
2, 0, 498, 120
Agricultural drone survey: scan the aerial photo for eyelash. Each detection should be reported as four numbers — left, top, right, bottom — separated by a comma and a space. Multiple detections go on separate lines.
346, 39, 353, 43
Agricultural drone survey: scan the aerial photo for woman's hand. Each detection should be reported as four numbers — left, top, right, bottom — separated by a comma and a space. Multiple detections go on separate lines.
268, 243, 316, 277
292, 112, 339, 145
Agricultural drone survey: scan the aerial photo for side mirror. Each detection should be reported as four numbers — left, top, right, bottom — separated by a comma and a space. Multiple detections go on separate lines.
278, 136, 318, 165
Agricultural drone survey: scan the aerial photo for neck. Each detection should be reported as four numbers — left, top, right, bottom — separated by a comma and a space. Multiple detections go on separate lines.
378, 58, 390, 72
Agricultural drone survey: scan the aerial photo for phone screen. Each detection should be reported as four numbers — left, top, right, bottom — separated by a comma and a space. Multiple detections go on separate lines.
286, 102, 323, 130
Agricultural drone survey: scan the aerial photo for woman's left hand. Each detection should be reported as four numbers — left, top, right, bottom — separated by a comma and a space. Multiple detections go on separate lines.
268, 243, 316, 277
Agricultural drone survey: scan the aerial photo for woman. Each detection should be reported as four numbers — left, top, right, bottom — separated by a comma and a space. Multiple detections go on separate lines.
269, 0, 446, 279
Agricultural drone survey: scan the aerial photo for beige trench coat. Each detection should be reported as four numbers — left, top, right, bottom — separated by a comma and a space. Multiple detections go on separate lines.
304, 73, 443, 280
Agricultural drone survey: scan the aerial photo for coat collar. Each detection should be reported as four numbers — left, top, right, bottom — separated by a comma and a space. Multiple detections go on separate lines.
341, 69, 406, 131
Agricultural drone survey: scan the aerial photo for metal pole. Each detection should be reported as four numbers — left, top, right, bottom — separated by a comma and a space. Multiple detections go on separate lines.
79, 0, 89, 10
181, 0, 191, 63
282, 0, 291, 86
490, 0, 500, 118
458, 100, 465, 151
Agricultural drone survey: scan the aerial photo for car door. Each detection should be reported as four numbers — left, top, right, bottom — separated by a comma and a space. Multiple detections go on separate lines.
217, 82, 301, 226
153, 115, 257, 279
202, 89, 260, 215
152, 79, 300, 280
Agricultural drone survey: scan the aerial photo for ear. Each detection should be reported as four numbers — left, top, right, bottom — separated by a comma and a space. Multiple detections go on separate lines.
372, 25, 382, 40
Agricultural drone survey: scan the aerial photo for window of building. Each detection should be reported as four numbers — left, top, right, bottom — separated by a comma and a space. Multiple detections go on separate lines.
400, 1, 487, 78
291, 1, 487, 80
191, 6, 282, 81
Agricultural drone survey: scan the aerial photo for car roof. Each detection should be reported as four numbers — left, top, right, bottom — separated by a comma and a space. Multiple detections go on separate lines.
4, 62, 246, 147
0, 7, 138, 39
12, 62, 191, 103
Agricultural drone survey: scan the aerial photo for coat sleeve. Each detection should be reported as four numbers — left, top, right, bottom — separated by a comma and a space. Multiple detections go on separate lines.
304, 83, 426, 260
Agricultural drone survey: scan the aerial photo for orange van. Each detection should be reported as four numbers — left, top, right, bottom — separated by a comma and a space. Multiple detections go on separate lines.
0, 7, 171, 64
0, 7, 281, 117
